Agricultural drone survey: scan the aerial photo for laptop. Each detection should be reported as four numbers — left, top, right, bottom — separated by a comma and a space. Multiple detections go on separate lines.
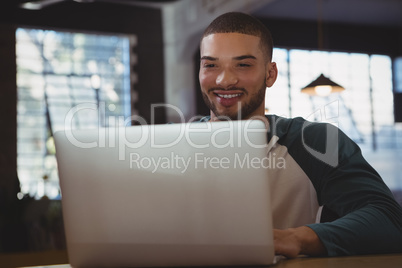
54, 120, 276, 267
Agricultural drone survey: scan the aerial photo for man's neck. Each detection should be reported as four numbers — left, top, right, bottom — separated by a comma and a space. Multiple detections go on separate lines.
208, 111, 270, 130
209, 111, 266, 122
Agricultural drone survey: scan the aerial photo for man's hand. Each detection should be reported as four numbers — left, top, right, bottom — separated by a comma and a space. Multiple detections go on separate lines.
274, 226, 327, 258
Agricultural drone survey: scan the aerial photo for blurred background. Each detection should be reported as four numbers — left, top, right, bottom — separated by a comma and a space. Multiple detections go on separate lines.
0, 0, 401, 266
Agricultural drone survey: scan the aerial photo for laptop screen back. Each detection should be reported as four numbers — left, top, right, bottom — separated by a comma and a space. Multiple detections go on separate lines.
54, 120, 275, 267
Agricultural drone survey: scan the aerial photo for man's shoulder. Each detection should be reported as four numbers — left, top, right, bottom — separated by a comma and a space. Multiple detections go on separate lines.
267, 114, 332, 134
266, 114, 340, 150
267, 114, 308, 138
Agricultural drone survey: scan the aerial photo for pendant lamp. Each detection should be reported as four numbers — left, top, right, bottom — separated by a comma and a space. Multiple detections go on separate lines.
301, 0, 345, 97
301, 73, 345, 96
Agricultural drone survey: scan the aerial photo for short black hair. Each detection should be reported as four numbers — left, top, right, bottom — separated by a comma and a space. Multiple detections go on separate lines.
202, 12, 274, 62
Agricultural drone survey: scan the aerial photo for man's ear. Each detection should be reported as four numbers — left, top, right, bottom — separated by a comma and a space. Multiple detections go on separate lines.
266, 62, 278, 88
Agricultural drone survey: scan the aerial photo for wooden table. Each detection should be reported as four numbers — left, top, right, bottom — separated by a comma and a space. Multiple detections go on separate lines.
275, 254, 402, 268
17, 254, 402, 268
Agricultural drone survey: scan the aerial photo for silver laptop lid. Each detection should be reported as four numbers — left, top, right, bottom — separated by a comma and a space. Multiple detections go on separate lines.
54, 120, 275, 267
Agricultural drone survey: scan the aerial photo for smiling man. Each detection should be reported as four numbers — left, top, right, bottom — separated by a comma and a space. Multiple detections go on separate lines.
199, 32, 276, 120
198, 12, 402, 258
199, 14, 277, 121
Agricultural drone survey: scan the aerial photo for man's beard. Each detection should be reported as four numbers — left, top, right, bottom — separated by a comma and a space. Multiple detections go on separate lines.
201, 78, 267, 120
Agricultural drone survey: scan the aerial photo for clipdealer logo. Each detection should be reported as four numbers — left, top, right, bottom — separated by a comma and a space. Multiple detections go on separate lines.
60, 101, 341, 169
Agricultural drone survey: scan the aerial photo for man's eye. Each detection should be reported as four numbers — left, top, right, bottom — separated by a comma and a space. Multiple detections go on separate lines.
239, 63, 251, 67
204, 63, 216, 68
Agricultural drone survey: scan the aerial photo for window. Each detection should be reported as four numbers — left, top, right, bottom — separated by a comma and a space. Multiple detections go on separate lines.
267, 48, 398, 150
267, 48, 402, 190
16, 28, 133, 199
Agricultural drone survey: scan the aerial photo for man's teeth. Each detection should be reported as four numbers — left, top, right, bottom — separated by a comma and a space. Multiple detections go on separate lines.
217, 94, 241, 99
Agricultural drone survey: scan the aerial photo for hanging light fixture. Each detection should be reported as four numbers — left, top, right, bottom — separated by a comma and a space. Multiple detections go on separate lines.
301, 73, 345, 96
301, 0, 345, 97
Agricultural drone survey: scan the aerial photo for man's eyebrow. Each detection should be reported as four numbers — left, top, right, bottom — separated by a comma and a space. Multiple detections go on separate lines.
233, 55, 257, 60
200, 55, 257, 61
200, 56, 217, 61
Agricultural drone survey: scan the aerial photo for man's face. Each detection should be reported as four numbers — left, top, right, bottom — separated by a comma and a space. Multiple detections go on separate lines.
199, 33, 276, 120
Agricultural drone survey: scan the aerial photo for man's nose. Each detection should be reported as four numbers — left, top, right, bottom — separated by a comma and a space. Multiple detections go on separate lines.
216, 69, 238, 88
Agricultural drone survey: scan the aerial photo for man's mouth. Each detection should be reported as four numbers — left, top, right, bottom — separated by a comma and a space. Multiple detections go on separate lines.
213, 91, 244, 107
216, 93, 242, 99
